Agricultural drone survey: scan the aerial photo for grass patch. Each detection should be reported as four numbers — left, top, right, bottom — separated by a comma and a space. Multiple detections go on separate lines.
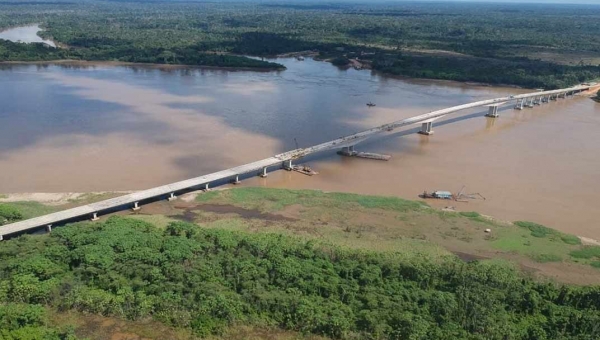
590, 261, 600, 269
514, 221, 554, 238
195, 190, 220, 202
531, 253, 563, 263
0, 201, 57, 220
0, 194, 7, 199
206, 188, 429, 213
514, 221, 581, 245
459, 211, 494, 225
560, 234, 581, 245
460, 212, 481, 218
570, 246, 600, 259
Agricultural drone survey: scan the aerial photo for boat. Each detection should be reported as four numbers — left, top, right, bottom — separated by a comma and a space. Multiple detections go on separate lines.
420, 190, 454, 200
366, 102, 376, 107
296, 56, 305, 61
292, 165, 318, 176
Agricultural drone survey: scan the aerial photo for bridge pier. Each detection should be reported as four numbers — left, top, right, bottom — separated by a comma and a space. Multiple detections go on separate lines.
203, 183, 210, 191
486, 105, 500, 118
283, 159, 293, 171
418, 122, 434, 135
259, 167, 268, 178
46, 224, 52, 233
91, 212, 99, 221
168, 192, 177, 201
534, 96, 541, 105
340, 145, 357, 156
232, 175, 241, 185
526, 98, 534, 108
132, 201, 140, 211
514, 99, 524, 110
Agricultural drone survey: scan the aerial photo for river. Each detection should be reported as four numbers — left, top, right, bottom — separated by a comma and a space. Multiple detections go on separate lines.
0, 24, 56, 47
0, 59, 598, 238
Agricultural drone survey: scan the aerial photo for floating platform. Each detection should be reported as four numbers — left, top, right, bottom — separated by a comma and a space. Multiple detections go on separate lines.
337, 150, 391, 161
292, 165, 319, 176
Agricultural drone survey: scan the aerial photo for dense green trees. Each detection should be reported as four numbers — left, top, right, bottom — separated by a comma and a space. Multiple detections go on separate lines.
0, 216, 599, 339
1, 1, 600, 87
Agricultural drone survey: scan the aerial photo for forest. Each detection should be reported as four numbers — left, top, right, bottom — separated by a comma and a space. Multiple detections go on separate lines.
1, 0, 600, 87
0, 216, 599, 339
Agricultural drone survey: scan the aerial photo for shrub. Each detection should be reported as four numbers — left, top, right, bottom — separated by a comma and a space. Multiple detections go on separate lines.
570, 246, 600, 259
0, 204, 23, 225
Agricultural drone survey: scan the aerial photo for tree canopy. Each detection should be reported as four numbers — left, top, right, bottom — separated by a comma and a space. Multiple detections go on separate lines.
0, 216, 598, 339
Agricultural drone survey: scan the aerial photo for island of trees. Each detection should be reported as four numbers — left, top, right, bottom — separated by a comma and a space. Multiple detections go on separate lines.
1, 1, 600, 88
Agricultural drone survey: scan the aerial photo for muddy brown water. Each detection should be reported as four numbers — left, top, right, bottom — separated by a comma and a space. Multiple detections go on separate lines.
0, 58, 599, 238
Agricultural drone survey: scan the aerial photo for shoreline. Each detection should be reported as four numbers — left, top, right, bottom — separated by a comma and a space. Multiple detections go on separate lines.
2, 189, 599, 247
0, 59, 286, 72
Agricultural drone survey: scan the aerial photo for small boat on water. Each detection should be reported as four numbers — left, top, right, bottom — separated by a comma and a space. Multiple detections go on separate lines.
366, 102, 376, 107
420, 191, 454, 200
296, 56, 305, 61
292, 165, 318, 176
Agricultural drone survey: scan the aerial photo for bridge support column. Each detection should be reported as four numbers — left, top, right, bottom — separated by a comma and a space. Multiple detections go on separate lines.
203, 183, 210, 191
340, 145, 356, 156
526, 98, 534, 108
419, 122, 434, 135
534, 96, 541, 105
46, 224, 52, 233
232, 175, 241, 185
91, 213, 99, 221
168, 193, 177, 201
486, 105, 500, 118
132, 202, 140, 211
514, 99, 524, 110
259, 167, 268, 178
283, 159, 293, 171
0, 235, 3, 241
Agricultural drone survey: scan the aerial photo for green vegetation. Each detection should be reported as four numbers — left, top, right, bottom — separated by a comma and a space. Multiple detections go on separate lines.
514, 221, 581, 245
1, 216, 599, 339
0, 204, 22, 225
0, 303, 78, 339
0, 201, 57, 225
1, 1, 600, 87
221, 187, 427, 213
570, 246, 600, 260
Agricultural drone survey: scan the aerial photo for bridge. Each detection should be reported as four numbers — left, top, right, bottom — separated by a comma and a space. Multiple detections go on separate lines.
1, 84, 597, 240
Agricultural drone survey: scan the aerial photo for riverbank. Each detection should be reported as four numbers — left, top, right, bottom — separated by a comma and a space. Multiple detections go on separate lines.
0, 59, 286, 72
2, 187, 599, 285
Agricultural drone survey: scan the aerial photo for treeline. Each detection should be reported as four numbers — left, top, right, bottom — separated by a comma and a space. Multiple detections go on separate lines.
370, 53, 600, 90
1, 216, 599, 339
1, 1, 600, 86
0, 40, 284, 70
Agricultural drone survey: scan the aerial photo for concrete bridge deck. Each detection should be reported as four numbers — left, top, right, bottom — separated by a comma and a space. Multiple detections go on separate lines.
0, 84, 596, 239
